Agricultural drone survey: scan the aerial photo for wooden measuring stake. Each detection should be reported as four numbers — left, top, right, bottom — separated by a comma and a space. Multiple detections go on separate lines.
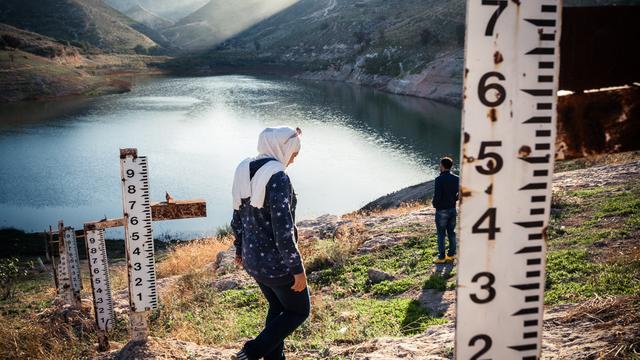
64, 227, 83, 295
83, 227, 115, 351
79, 148, 206, 347
83, 200, 206, 345
115, 148, 207, 342
457, 1, 561, 359
56, 221, 82, 307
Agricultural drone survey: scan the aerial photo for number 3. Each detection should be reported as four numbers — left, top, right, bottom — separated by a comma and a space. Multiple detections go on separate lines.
470, 272, 496, 304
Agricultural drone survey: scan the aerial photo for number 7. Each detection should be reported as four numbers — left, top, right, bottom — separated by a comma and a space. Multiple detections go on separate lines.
481, 0, 508, 36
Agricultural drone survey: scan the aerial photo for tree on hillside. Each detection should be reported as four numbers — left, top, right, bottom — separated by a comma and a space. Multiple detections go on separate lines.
420, 28, 433, 46
353, 30, 371, 47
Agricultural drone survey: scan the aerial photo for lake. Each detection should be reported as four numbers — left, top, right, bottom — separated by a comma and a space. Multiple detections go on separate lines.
0, 75, 460, 238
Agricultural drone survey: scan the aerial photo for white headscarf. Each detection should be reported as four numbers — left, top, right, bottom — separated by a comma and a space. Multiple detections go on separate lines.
232, 127, 301, 210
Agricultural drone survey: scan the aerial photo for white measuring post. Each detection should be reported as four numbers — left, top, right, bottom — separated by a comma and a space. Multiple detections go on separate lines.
457, 1, 561, 359
120, 148, 157, 341
83, 226, 115, 351
64, 227, 83, 296
57, 221, 82, 307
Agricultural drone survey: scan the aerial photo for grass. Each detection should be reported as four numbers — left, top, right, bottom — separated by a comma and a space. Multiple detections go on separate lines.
545, 178, 640, 305
553, 151, 640, 173
156, 237, 230, 279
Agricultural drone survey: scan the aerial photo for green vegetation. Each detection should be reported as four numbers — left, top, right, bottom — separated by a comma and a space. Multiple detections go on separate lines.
545, 179, 640, 304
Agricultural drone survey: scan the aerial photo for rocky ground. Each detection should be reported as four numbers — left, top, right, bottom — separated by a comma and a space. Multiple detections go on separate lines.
91, 158, 640, 359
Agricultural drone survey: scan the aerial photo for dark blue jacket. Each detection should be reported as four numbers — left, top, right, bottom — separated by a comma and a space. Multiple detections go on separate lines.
230, 159, 303, 286
432, 171, 459, 210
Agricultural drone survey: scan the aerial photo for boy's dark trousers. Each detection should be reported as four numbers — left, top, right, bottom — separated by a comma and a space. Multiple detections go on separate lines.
435, 208, 457, 259
243, 280, 311, 360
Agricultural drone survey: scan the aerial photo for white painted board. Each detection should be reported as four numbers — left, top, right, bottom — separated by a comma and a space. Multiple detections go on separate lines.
120, 154, 158, 311
85, 229, 116, 331
456, 1, 561, 359
63, 227, 82, 293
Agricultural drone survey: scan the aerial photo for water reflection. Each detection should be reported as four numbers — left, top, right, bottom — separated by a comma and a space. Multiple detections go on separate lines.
0, 75, 460, 237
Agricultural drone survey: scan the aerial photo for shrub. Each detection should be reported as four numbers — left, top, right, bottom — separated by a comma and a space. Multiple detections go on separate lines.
0, 258, 26, 300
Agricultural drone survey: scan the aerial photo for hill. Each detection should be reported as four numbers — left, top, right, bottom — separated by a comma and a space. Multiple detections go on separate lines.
0, 23, 168, 102
103, 0, 209, 22
168, 0, 637, 105
124, 4, 173, 30
0, 0, 158, 53
160, 0, 298, 51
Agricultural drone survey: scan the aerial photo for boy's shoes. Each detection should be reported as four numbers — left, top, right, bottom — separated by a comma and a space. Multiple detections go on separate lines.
445, 255, 456, 262
231, 350, 250, 360
434, 258, 447, 264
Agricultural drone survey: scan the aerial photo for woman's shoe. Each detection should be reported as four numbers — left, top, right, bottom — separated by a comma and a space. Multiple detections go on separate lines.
231, 350, 250, 360
434, 258, 446, 264
445, 255, 456, 262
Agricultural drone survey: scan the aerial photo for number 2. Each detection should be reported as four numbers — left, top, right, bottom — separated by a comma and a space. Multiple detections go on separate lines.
469, 334, 493, 360
481, 0, 507, 36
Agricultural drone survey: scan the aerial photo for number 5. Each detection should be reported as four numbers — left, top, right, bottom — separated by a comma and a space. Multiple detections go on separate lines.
476, 141, 503, 175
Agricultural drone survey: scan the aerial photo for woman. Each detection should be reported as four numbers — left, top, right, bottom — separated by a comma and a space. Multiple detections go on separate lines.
230, 127, 309, 360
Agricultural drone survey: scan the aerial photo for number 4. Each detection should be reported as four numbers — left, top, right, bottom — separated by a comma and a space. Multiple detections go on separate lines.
472, 208, 501, 240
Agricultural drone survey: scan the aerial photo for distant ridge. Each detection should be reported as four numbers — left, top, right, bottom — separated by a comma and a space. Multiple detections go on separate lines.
125, 4, 173, 30
0, 0, 158, 52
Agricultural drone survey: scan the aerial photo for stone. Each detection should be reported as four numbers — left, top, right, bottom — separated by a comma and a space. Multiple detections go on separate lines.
367, 268, 395, 284
215, 247, 237, 276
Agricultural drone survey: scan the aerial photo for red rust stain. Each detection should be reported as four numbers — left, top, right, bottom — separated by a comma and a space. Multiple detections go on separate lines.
485, 184, 493, 195
511, 0, 520, 5
519, 145, 532, 157
493, 51, 504, 64
488, 108, 497, 122
461, 187, 472, 197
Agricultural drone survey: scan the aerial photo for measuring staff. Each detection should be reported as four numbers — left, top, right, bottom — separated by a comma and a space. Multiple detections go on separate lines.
457, 1, 562, 359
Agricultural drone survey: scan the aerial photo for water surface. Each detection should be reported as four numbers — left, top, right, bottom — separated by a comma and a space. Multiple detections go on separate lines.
0, 75, 460, 237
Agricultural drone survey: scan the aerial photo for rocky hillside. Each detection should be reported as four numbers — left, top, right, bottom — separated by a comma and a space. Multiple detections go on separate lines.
161, 0, 299, 51
103, 0, 208, 22
174, 0, 634, 105
0, 23, 168, 102
124, 4, 173, 31
0, 0, 158, 53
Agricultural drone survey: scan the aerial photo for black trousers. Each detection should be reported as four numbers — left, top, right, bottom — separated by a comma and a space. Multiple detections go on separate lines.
243, 280, 311, 360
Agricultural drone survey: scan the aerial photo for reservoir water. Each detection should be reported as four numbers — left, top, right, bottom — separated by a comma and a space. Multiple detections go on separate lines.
0, 75, 460, 238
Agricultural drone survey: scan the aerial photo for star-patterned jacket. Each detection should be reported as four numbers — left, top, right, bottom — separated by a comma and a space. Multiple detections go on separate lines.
231, 158, 304, 286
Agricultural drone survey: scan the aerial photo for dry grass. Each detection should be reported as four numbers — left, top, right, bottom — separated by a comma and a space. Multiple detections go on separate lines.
300, 221, 367, 272
560, 294, 640, 358
156, 236, 231, 279
347, 202, 426, 220
0, 307, 97, 360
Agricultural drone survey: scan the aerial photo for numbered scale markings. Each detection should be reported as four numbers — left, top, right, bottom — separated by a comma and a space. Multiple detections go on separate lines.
457, 1, 561, 360
85, 229, 115, 331
57, 232, 72, 295
120, 153, 158, 312
63, 227, 82, 293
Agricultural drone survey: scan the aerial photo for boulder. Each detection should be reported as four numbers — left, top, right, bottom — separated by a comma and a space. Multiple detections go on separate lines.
215, 247, 236, 275
367, 268, 395, 284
